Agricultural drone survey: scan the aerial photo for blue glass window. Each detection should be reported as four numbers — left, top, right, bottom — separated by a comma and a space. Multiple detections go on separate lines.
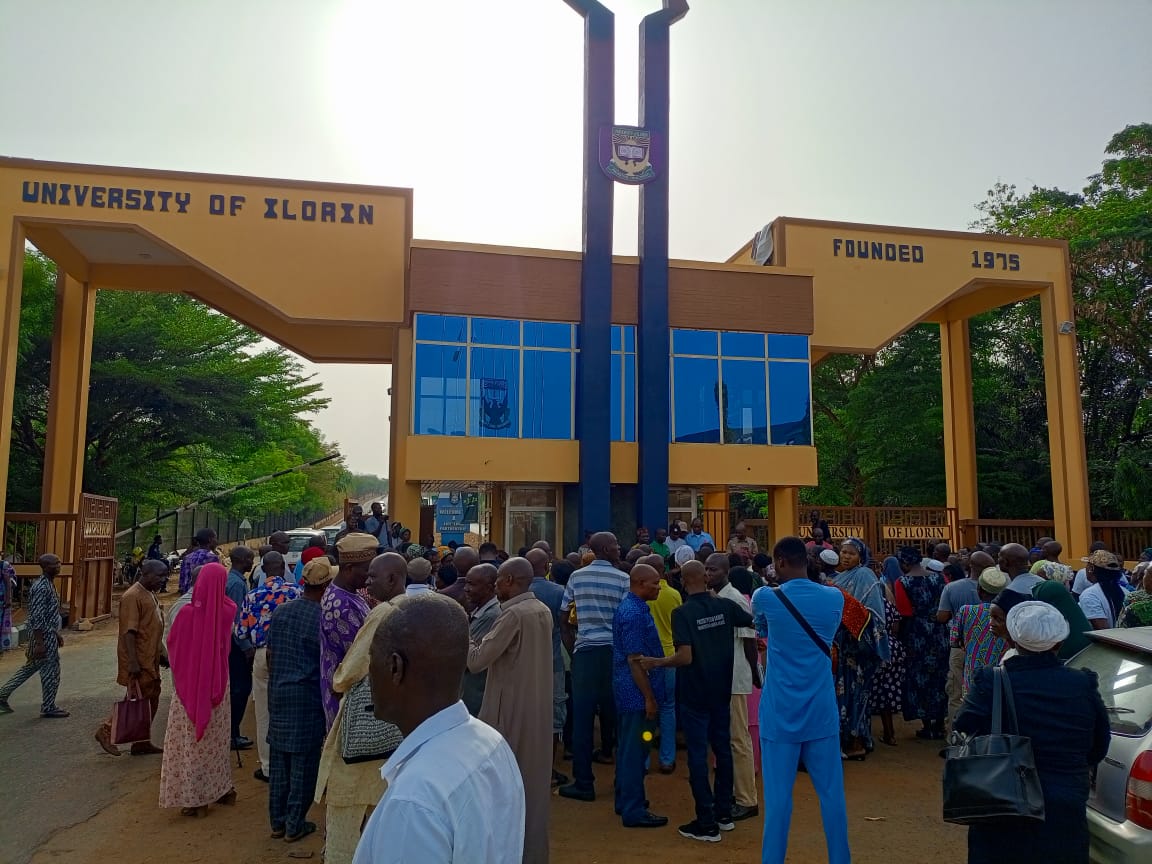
522, 350, 572, 439
720, 359, 768, 444
672, 357, 720, 443
470, 318, 520, 346
610, 353, 622, 441
413, 343, 467, 435
469, 347, 519, 437
673, 328, 718, 356
767, 334, 809, 360
721, 332, 766, 358
623, 353, 636, 442
524, 321, 572, 349
622, 325, 635, 353
415, 313, 467, 343
611, 325, 621, 352
769, 361, 813, 445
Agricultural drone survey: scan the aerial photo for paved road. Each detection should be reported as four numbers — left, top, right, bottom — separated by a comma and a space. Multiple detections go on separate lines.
0, 621, 173, 864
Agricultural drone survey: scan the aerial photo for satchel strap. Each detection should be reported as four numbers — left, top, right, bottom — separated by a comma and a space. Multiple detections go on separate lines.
991, 668, 1003, 735
771, 587, 830, 657
998, 667, 1021, 736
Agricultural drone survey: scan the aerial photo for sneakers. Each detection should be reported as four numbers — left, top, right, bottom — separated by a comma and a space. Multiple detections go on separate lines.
717, 816, 735, 832
679, 820, 721, 843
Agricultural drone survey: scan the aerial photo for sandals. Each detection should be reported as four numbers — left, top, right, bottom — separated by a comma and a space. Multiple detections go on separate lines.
180, 807, 208, 818
285, 822, 317, 843
879, 733, 898, 747
216, 789, 237, 806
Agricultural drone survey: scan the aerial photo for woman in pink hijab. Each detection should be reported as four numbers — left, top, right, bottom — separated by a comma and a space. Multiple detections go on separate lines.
160, 562, 237, 816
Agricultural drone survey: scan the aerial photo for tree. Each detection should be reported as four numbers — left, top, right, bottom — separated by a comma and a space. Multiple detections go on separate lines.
7, 252, 344, 514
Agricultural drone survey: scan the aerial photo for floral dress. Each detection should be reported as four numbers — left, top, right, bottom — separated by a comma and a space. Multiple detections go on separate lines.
870, 596, 904, 714
898, 572, 949, 723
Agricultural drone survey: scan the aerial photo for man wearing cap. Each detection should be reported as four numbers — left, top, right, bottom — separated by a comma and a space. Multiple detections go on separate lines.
316, 552, 409, 864
948, 567, 1009, 701
266, 556, 331, 842
321, 533, 376, 730
817, 548, 840, 582
1078, 549, 1127, 629
236, 550, 301, 781
954, 601, 1110, 863
406, 556, 434, 595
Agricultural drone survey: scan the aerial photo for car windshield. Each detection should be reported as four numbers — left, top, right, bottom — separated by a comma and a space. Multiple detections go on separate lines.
1072, 642, 1152, 737
287, 535, 313, 553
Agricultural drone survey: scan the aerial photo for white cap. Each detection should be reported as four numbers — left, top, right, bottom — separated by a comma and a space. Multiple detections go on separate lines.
1006, 601, 1070, 652
819, 549, 840, 566
925, 559, 946, 573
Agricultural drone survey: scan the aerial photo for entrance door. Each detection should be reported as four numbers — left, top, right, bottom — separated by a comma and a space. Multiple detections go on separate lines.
505, 486, 558, 553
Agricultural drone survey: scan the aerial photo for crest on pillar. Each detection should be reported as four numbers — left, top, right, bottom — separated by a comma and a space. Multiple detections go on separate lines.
599, 125, 658, 184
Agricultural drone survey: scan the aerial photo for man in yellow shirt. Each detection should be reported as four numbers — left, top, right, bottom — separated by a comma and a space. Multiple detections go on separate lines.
643, 553, 683, 773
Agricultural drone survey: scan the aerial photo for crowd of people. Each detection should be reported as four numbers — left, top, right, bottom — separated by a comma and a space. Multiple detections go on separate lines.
2, 509, 1150, 864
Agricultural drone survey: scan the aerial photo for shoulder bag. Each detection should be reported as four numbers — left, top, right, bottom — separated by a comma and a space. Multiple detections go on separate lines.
942, 667, 1045, 824
771, 586, 830, 657
340, 676, 404, 764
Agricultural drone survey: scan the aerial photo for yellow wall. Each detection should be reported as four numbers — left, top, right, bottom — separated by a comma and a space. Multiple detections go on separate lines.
0, 158, 412, 362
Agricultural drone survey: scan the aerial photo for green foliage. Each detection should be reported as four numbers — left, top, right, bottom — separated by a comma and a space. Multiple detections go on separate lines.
8, 254, 349, 517
805, 123, 1151, 519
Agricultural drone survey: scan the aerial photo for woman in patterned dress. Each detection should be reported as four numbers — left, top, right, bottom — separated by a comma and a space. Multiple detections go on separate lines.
870, 586, 905, 746
894, 546, 949, 739
832, 539, 885, 758
160, 562, 237, 817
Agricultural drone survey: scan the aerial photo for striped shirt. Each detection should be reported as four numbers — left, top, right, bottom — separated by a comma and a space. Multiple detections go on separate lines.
560, 559, 628, 652
950, 602, 1008, 695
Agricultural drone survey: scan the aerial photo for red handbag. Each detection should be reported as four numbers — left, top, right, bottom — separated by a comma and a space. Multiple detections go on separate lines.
110, 681, 153, 745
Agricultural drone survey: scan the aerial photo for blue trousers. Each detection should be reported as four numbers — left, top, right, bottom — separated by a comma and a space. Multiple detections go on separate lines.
760, 734, 850, 864
681, 701, 733, 828
645, 668, 677, 770
269, 746, 321, 836
613, 710, 650, 825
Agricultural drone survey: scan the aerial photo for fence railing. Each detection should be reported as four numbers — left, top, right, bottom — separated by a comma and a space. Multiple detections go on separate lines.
963, 519, 1152, 563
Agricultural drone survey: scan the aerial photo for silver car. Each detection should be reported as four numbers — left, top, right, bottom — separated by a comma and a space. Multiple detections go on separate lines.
1071, 628, 1152, 862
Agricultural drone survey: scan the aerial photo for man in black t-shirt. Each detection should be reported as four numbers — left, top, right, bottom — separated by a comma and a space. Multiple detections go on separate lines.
640, 560, 755, 843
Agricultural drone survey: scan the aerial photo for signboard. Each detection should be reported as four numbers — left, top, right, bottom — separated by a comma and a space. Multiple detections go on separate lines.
435, 493, 467, 545
798, 524, 864, 540
881, 525, 953, 542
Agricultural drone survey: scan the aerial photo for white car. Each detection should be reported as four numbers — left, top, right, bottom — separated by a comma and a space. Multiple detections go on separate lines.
284, 529, 325, 572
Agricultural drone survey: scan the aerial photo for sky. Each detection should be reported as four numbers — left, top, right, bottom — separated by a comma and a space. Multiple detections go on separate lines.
2, 0, 1150, 476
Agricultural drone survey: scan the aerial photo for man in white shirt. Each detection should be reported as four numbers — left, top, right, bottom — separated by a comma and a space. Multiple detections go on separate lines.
354, 593, 524, 864
705, 553, 759, 822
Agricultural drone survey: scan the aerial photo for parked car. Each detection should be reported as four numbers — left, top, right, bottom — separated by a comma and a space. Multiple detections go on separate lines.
1071, 628, 1152, 862
284, 529, 325, 572
322, 524, 342, 546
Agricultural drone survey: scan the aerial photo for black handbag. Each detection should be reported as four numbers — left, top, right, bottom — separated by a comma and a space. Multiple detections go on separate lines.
942, 667, 1046, 825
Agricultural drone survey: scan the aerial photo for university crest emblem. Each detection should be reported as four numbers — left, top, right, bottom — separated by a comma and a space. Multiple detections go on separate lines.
599, 126, 657, 185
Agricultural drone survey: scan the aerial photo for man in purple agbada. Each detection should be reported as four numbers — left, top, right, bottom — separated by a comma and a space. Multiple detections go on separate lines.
319, 533, 376, 729
179, 528, 219, 595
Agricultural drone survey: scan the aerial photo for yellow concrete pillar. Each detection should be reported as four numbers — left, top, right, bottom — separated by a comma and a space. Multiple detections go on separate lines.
0, 223, 26, 527
1038, 281, 1092, 558
767, 486, 799, 547
703, 489, 729, 548
940, 318, 979, 548
387, 325, 422, 530
41, 271, 97, 513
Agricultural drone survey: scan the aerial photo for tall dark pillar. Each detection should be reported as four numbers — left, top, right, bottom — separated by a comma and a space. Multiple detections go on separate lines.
565, 0, 615, 535
636, 2, 687, 535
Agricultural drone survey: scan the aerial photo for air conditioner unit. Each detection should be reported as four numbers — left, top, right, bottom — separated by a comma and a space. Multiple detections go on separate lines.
751, 223, 774, 265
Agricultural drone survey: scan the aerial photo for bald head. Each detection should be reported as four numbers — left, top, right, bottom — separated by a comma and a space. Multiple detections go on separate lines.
525, 548, 550, 578
496, 556, 534, 602
968, 550, 995, 579
629, 562, 661, 601
367, 552, 407, 602
680, 559, 707, 594
464, 563, 498, 608
452, 545, 479, 575
262, 550, 285, 581
590, 531, 620, 562
705, 551, 730, 589
999, 543, 1031, 575
531, 539, 552, 556
1042, 540, 1063, 561
369, 593, 470, 735
640, 553, 665, 574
